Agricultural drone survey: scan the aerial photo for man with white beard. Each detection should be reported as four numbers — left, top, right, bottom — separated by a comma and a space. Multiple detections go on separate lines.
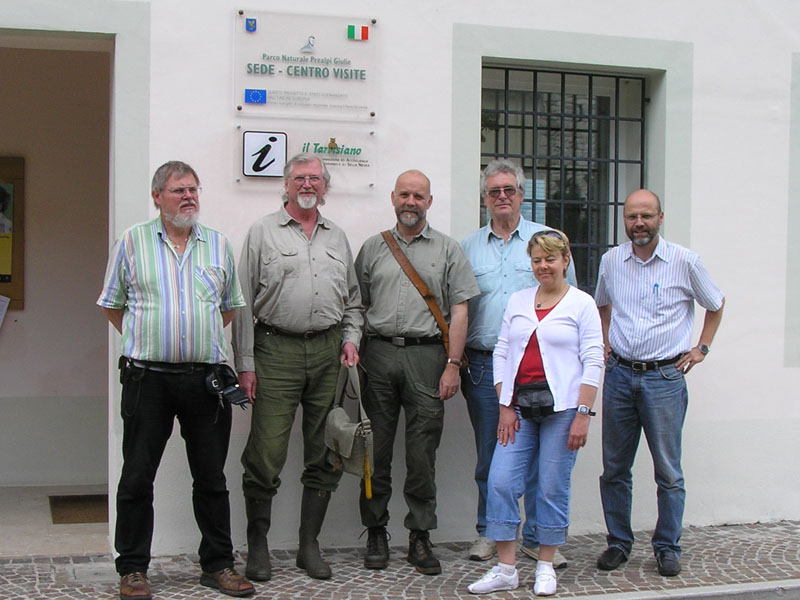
98, 161, 253, 599
232, 153, 362, 583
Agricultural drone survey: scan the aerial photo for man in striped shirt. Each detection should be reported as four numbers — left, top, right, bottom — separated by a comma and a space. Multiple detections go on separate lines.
594, 189, 725, 578
98, 161, 254, 600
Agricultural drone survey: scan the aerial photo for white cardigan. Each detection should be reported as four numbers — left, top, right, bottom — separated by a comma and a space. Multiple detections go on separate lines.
493, 286, 604, 410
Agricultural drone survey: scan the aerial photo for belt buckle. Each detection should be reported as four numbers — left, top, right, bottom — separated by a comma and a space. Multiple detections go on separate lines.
303, 330, 315, 339
391, 336, 405, 347
631, 361, 648, 371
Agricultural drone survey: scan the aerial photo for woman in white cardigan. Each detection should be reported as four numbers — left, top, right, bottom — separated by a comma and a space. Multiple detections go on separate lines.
468, 229, 604, 596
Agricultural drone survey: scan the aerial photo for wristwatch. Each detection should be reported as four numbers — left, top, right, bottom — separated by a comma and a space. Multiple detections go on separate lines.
697, 344, 710, 356
446, 357, 463, 368
577, 404, 596, 416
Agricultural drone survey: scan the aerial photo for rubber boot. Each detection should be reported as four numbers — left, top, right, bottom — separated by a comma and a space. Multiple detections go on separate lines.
295, 487, 332, 580
244, 497, 272, 581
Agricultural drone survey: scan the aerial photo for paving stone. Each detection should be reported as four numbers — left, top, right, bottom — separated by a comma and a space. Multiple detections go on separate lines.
1, 522, 799, 599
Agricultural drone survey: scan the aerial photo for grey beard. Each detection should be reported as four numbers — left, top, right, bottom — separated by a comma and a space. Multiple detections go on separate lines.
397, 211, 422, 228
165, 210, 199, 229
297, 195, 318, 210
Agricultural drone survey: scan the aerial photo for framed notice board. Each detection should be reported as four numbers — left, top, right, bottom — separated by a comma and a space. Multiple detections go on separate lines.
0, 157, 25, 310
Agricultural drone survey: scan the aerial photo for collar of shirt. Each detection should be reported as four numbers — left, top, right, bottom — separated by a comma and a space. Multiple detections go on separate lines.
391, 221, 432, 244
277, 202, 332, 231
154, 217, 205, 245
623, 235, 669, 265
485, 216, 524, 243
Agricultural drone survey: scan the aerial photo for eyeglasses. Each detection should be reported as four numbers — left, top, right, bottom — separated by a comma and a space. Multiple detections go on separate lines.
624, 213, 658, 223
292, 175, 323, 185
167, 186, 201, 196
486, 186, 519, 199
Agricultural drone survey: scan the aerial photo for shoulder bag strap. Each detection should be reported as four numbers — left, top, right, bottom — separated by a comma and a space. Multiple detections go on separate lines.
347, 365, 371, 431
380, 230, 451, 356
335, 363, 371, 429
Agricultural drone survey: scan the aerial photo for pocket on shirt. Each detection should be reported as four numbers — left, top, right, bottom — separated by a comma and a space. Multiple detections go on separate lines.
319, 247, 348, 298
472, 264, 498, 294
261, 247, 298, 281
655, 285, 684, 317
277, 247, 299, 278
513, 260, 535, 288
194, 266, 225, 303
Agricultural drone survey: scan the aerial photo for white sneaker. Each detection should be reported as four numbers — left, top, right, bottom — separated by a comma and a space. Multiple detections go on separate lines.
534, 564, 557, 596
468, 565, 519, 594
520, 544, 568, 569
468, 537, 496, 561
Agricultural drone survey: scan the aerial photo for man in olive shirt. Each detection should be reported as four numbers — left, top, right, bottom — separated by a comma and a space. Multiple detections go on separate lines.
232, 153, 362, 582
356, 169, 480, 575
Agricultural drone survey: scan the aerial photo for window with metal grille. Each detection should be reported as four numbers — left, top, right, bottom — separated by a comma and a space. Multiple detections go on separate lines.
481, 66, 646, 292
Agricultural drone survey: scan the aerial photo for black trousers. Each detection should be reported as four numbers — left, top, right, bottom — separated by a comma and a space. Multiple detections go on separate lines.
115, 365, 234, 575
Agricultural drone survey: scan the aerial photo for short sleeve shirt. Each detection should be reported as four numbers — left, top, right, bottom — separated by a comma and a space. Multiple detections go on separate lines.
355, 224, 480, 337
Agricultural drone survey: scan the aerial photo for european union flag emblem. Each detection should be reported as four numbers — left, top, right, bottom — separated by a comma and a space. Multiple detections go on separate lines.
245, 89, 267, 104
245, 18, 257, 33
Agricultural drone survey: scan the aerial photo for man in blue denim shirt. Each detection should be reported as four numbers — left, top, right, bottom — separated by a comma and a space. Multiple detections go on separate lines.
461, 159, 576, 565
594, 189, 724, 577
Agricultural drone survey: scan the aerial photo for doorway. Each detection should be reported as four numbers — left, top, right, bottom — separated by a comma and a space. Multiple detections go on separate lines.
0, 35, 112, 556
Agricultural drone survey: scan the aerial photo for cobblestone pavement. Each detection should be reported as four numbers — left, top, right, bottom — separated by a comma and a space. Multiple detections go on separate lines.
2, 521, 799, 599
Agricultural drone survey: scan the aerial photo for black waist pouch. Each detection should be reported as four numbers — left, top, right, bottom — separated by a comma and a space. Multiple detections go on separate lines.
515, 381, 554, 419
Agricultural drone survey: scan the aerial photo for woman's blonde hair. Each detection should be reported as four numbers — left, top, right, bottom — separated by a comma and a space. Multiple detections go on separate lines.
527, 228, 571, 275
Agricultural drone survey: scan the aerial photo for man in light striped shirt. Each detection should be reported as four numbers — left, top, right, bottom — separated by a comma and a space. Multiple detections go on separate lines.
594, 189, 724, 578
98, 161, 254, 600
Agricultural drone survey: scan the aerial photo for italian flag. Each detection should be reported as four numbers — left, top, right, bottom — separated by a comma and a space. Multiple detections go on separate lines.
347, 25, 369, 40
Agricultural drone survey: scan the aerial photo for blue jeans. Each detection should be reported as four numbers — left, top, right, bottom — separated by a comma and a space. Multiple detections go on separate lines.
462, 349, 539, 545
599, 355, 688, 557
485, 407, 577, 546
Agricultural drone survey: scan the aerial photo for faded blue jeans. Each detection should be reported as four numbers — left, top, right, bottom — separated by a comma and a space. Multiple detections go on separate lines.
485, 407, 578, 546
461, 348, 539, 546
599, 354, 688, 557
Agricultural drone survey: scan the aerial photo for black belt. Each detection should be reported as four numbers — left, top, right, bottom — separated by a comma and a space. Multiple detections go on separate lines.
375, 335, 442, 347
129, 359, 211, 374
611, 351, 683, 372
258, 322, 333, 339
466, 347, 493, 357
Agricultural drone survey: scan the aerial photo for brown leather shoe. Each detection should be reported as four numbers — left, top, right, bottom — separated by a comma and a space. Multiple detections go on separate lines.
199, 567, 255, 597
119, 572, 152, 600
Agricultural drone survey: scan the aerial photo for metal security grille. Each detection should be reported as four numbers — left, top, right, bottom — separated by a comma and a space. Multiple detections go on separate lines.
481, 66, 646, 292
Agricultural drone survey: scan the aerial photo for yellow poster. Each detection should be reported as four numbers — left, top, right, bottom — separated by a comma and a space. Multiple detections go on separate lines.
0, 234, 11, 277
0, 182, 13, 281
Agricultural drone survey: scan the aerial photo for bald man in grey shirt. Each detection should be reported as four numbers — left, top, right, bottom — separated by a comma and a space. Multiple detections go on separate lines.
356, 169, 479, 576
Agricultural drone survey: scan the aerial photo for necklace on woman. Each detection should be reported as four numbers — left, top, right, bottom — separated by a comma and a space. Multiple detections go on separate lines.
536, 284, 569, 309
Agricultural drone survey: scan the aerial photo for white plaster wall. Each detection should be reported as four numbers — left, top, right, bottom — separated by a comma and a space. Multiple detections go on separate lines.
142, 0, 800, 555
5, 0, 800, 557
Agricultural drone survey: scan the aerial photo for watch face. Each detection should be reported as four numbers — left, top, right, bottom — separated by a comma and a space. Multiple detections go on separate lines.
698, 344, 710, 355
578, 405, 588, 414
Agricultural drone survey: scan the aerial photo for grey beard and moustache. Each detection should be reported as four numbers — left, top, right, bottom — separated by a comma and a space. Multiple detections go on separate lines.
396, 207, 424, 228
297, 193, 319, 210
630, 223, 659, 246
165, 208, 199, 229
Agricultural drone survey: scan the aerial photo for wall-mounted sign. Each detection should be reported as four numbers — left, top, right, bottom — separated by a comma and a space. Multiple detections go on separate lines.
242, 131, 287, 178
237, 125, 376, 192
234, 10, 377, 121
